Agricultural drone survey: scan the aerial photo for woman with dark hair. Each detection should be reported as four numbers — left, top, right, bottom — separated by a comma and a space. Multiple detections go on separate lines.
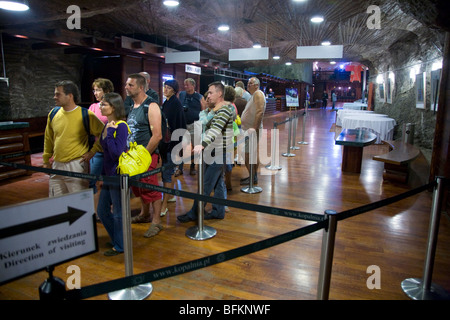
159, 80, 186, 219
97, 92, 128, 256
88, 78, 115, 215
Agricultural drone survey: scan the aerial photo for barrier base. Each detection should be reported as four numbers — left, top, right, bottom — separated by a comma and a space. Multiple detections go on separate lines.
265, 164, 282, 171
241, 186, 262, 194
186, 225, 217, 240
108, 283, 153, 300
298, 141, 309, 145
401, 278, 450, 300
282, 153, 295, 157
290, 146, 300, 150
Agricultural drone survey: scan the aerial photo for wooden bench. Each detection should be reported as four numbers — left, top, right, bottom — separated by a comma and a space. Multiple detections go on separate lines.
372, 140, 421, 183
0, 122, 32, 180
15, 116, 47, 138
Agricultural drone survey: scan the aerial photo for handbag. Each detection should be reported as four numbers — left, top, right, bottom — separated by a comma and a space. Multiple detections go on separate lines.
115, 121, 152, 176
117, 141, 152, 176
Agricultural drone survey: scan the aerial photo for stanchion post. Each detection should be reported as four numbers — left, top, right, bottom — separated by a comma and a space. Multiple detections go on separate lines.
38, 266, 66, 300
266, 122, 282, 171
241, 130, 262, 194
282, 116, 295, 157
121, 174, 133, 277
290, 109, 300, 150
401, 177, 450, 300
298, 111, 309, 145
186, 151, 217, 240
108, 174, 153, 300
317, 210, 338, 300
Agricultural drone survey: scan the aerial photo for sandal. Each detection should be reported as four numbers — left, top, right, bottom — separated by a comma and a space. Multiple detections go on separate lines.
167, 196, 176, 203
144, 223, 163, 238
160, 208, 168, 217
104, 248, 122, 256
131, 214, 151, 224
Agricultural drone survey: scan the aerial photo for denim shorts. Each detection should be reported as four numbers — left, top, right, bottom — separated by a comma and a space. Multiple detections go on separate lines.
161, 151, 175, 183
89, 152, 104, 192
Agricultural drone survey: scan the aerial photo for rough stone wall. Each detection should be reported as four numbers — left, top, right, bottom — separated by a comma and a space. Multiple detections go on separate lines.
0, 39, 83, 120
369, 30, 445, 161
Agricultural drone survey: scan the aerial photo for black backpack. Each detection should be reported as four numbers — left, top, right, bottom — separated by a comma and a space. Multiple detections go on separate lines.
142, 98, 171, 159
49, 106, 96, 149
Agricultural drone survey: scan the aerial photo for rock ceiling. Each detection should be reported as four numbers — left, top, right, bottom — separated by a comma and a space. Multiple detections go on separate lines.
0, 0, 448, 71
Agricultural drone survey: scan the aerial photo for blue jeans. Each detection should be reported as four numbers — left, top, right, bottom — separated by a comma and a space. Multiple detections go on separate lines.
185, 161, 226, 220
89, 152, 104, 192
97, 181, 124, 252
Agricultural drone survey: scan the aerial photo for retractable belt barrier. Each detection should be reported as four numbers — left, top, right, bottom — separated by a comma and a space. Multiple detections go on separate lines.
0, 152, 443, 300
0, 152, 324, 222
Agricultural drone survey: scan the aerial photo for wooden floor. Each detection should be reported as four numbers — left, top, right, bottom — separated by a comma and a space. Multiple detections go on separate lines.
1, 105, 449, 300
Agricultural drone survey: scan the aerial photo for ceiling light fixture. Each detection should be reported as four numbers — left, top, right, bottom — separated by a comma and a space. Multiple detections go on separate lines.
13, 34, 28, 39
311, 16, 324, 23
253, 43, 262, 49
0, 0, 29, 11
218, 24, 230, 32
273, 55, 280, 60
163, 0, 179, 7
285, 62, 292, 66
321, 41, 331, 46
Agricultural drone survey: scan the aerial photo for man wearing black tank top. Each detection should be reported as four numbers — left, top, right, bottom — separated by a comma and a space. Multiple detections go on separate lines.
125, 73, 164, 238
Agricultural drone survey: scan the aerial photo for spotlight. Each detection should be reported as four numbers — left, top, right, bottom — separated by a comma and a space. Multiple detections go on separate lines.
163, 0, 179, 7
218, 24, 230, 31
311, 16, 324, 23
0, 0, 29, 11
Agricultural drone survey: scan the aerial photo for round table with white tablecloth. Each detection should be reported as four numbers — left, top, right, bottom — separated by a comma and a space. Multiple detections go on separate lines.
341, 115, 396, 143
342, 102, 368, 110
337, 112, 388, 127
336, 110, 374, 126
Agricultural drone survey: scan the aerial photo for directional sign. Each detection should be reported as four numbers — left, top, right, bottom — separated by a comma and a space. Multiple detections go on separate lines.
0, 190, 97, 285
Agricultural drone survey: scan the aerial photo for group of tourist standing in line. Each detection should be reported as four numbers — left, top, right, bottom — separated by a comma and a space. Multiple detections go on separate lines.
42, 73, 266, 256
